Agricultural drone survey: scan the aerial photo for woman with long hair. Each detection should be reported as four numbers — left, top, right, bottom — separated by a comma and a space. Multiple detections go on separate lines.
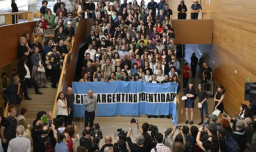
171, 74, 180, 93
197, 83, 208, 125
107, 5, 115, 16
79, 73, 90, 82
55, 10, 66, 24
56, 92, 68, 127
214, 85, 225, 120
156, 22, 164, 35
144, 69, 152, 82
184, 82, 196, 124
31, 46, 47, 88
109, 72, 116, 82
138, 8, 147, 22
57, 26, 67, 41
163, 16, 172, 26
131, 63, 139, 79
177, 0, 187, 19
144, 61, 153, 75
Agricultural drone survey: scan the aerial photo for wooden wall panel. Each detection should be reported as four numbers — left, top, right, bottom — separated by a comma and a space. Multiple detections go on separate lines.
196, 0, 256, 116
0, 21, 37, 68
172, 20, 213, 44
62, 19, 94, 91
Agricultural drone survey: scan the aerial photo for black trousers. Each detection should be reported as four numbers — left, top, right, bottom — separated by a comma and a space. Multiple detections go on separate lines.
2, 142, 8, 152
191, 65, 197, 78
57, 115, 68, 127
68, 110, 74, 125
51, 68, 60, 87
183, 77, 189, 88
85, 110, 95, 127
23, 78, 39, 97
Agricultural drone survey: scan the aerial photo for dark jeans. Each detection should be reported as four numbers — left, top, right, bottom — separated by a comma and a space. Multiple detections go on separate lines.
23, 78, 39, 97
85, 110, 95, 127
51, 68, 60, 87
68, 110, 74, 125
191, 13, 199, 19
57, 115, 68, 127
199, 101, 208, 123
183, 77, 189, 88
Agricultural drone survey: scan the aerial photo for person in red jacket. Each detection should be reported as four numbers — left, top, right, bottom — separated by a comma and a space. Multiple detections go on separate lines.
64, 132, 73, 152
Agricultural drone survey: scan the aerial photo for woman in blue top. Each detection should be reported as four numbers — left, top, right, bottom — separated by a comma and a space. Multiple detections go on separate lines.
130, 63, 139, 79
190, 0, 201, 19
185, 82, 196, 125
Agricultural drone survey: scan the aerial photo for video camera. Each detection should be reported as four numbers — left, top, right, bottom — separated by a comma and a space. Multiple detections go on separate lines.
149, 124, 158, 140
92, 123, 103, 152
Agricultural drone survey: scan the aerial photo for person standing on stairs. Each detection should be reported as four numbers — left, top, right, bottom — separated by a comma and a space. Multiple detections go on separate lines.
17, 56, 43, 100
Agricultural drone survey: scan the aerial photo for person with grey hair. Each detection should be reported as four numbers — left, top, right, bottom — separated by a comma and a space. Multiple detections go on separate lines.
65, 87, 74, 125
100, 136, 113, 152
126, 122, 148, 152
7, 125, 31, 152
149, 74, 160, 84
231, 120, 246, 152
244, 117, 254, 144
6, 76, 21, 106
104, 146, 113, 152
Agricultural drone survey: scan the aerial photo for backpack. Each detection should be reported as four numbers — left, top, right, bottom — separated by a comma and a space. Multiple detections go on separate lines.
185, 136, 195, 152
225, 135, 240, 152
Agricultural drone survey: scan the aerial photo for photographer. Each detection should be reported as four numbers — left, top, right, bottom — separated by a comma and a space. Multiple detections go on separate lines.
80, 127, 94, 152
137, 120, 156, 151
37, 125, 57, 152
163, 127, 176, 148
200, 124, 219, 152
100, 136, 113, 152
196, 126, 214, 151
205, 114, 221, 128
126, 122, 148, 152
180, 125, 196, 152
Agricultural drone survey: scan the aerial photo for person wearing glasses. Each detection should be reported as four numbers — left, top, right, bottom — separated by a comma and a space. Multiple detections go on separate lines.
64, 12, 77, 31
83, 90, 98, 127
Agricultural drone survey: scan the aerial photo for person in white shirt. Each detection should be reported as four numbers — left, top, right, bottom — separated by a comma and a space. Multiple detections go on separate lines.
151, 133, 171, 152
149, 74, 160, 84
85, 44, 96, 61
144, 70, 152, 82
156, 69, 165, 82
56, 92, 68, 127
7, 125, 31, 152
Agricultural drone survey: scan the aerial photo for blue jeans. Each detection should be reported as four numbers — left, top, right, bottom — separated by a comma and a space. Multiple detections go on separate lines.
200, 101, 208, 123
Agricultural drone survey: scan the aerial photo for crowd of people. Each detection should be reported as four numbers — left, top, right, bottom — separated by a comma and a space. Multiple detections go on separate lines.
1, 0, 256, 152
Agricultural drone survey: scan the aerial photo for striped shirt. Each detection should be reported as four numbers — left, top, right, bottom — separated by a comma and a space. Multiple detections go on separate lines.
83, 95, 98, 112
150, 143, 171, 152
7, 136, 31, 152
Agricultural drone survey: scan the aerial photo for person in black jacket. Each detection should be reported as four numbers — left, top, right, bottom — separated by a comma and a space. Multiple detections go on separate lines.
137, 121, 156, 151
80, 127, 94, 152
11, 0, 18, 24
65, 21, 75, 42
7, 76, 21, 106
53, 0, 62, 13
231, 120, 247, 152
17, 56, 42, 100
40, 0, 48, 15
177, 1, 187, 19
86, 0, 95, 18
191, 53, 198, 78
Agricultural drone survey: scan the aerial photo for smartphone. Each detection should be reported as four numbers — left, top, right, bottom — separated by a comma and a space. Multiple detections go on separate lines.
202, 124, 205, 129
176, 125, 182, 129
73, 122, 75, 126
48, 120, 52, 127
114, 132, 119, 138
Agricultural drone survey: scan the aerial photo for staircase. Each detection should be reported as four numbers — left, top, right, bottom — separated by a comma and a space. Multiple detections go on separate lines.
20, 82, 57, 124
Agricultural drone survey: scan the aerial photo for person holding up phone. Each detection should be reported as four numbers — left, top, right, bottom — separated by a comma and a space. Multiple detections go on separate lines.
83, 90, 98, 127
